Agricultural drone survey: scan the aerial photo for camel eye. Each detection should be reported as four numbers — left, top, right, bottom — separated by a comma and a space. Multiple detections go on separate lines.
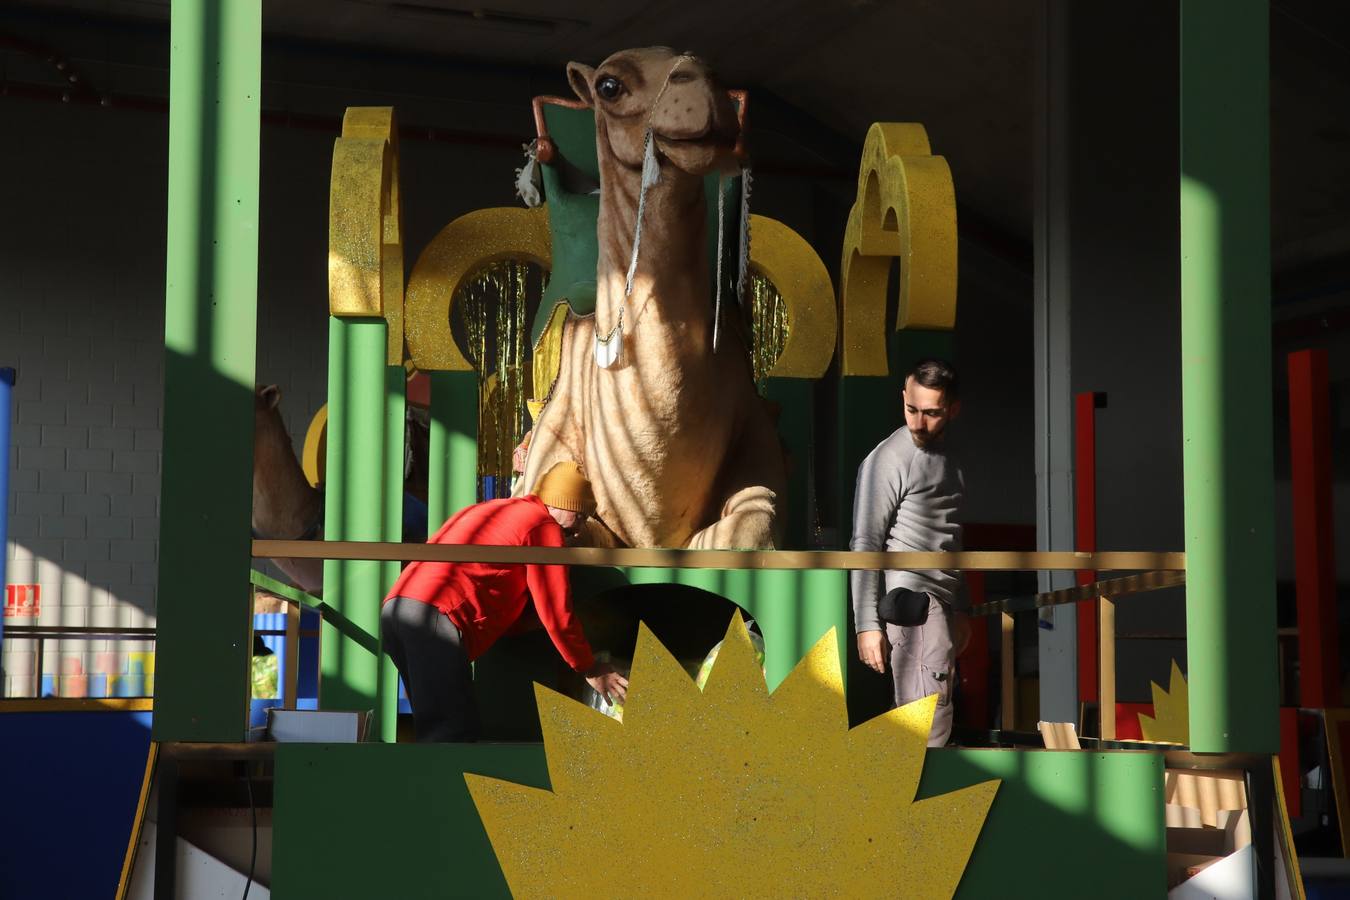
596, 75, 623, 101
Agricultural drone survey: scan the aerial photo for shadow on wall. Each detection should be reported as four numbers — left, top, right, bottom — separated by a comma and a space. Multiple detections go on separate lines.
2, 548, 156, 699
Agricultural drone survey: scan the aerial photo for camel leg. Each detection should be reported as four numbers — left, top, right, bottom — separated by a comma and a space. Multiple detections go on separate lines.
686, 400, 787, 551
272, 556, 324, 595
686, 485, 779, 550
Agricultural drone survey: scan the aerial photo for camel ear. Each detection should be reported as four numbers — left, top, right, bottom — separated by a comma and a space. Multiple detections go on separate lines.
260, 384, 281, 409
566, 62, 595, 107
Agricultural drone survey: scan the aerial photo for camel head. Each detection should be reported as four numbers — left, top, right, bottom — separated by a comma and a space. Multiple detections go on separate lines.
254, 383, 284, 441
567, 47, 741, 179
255, 383, 281, 414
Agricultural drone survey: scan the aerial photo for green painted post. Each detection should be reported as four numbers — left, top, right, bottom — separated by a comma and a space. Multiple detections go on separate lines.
621, 566, 847, 692
427, 370, 479, 528
741, 569, 847, 691
320, 317, 388, 715
153, 0, 261, 742
379, 365, 405, 741
762, 379, 811, 549
1180, 0, 1277, 753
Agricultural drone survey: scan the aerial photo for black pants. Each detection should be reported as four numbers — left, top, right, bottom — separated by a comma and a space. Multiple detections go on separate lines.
380, 596, 481, 742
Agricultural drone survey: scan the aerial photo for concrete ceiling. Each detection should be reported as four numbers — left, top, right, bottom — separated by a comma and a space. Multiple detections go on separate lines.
7, 0, 1350, 286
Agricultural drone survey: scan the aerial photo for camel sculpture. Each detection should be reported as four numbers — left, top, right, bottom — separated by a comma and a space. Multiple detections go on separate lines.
252, 384, 433, 593
515, 48, 785, 550
252, 384, 325, 592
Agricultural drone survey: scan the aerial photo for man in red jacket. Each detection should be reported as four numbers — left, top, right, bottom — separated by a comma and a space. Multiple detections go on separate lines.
382, 461, 626, 742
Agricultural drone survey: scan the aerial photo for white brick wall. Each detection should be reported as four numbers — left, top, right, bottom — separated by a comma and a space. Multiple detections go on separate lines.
0, 35, 549, 697
0, 95, 340, 696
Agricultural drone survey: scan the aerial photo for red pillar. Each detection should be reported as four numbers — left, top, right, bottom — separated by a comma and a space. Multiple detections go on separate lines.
1075, 392, 1106, 704
1289, 349, 1340, 708
958, 571, 991, 727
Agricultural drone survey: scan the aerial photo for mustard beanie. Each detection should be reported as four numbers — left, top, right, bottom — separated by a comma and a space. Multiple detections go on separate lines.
534, 461, 596, 515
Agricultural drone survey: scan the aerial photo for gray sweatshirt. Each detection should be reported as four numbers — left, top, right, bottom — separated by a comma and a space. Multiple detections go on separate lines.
849, 425, 966, 632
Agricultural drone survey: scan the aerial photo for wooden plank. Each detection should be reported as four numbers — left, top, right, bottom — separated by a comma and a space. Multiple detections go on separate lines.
1038, 721, 1081, 750
1323, 708, 1350, 857
248, 568, 321, 608
115, 743, 159, 900
284, 601, 301, 712
970, 570, 1186, 618
254, 540, 1185, 572
1075, 391, 1104, 704
1001, 611, 1016, 731
1098, 596, 1116, 740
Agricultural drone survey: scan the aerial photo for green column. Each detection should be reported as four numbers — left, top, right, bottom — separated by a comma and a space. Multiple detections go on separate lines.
1180, 0, 1277, 752
427, 370, 478, 527
761, 379, 811, 549
320, 317, 388, 714
153, 0, 261, 742
378, 365, 406, 741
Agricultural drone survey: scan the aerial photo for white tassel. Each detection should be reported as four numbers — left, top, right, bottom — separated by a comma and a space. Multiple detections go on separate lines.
713, 174, 726, 353
625, 130, 661, 297
513, 140, 542, 208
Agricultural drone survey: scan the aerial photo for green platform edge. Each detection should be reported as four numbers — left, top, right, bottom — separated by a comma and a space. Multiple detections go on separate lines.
272, 743, 1164, 898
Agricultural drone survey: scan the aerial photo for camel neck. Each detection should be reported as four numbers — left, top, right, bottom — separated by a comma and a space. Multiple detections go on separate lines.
594, 163, 711, 342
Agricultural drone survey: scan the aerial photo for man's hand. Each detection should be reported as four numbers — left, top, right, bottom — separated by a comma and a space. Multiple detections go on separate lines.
950, 613, 971, 657
584, 661, 629, 705
857, 629, 890, 674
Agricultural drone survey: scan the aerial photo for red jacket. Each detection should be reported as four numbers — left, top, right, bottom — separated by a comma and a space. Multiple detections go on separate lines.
385, 496, 595, 672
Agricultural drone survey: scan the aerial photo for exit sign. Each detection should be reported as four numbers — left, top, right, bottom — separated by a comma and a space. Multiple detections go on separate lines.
4, 584, 40, 618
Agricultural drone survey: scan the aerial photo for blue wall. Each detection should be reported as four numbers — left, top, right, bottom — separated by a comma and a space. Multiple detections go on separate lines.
0, 709, 152, 900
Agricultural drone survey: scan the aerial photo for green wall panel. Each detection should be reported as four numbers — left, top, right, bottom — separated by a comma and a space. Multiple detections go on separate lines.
919, 749, 1165, 898
428, 370, 478, 528
273, 743, 547, 899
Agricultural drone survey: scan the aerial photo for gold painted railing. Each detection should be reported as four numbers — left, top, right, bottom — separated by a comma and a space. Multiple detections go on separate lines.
253, 540, 1188, 740
252, 540, 1183, 573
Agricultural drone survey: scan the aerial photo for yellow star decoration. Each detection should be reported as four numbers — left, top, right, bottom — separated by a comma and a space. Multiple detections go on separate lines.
465, 613, 1000, 898
1138, 660, 1189, 745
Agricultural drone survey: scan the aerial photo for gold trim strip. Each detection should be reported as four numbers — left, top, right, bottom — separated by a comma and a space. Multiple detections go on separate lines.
115, 743, 158, 900
970, 570, 1188, 617
0, 697, 154, 713
253, 540, 1184, 572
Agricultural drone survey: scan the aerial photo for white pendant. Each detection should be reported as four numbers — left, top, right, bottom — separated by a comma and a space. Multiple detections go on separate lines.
595, 320, 622, 368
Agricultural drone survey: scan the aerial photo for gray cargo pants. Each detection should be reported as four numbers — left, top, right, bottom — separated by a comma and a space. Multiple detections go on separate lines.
380, 596, 481, 743
886, 594, 955, 747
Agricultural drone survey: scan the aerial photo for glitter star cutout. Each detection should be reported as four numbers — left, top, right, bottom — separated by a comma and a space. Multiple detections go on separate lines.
466, 613, 999, 898
1139, 660, 1189, 745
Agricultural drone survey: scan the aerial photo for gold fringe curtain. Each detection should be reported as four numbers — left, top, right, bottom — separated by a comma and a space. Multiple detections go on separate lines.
749, 270, 788, 386
451, 260, 543, 500
452, 264, 781, 497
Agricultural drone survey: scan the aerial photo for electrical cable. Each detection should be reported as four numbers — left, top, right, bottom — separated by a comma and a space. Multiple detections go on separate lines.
242, 764, 257, 900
